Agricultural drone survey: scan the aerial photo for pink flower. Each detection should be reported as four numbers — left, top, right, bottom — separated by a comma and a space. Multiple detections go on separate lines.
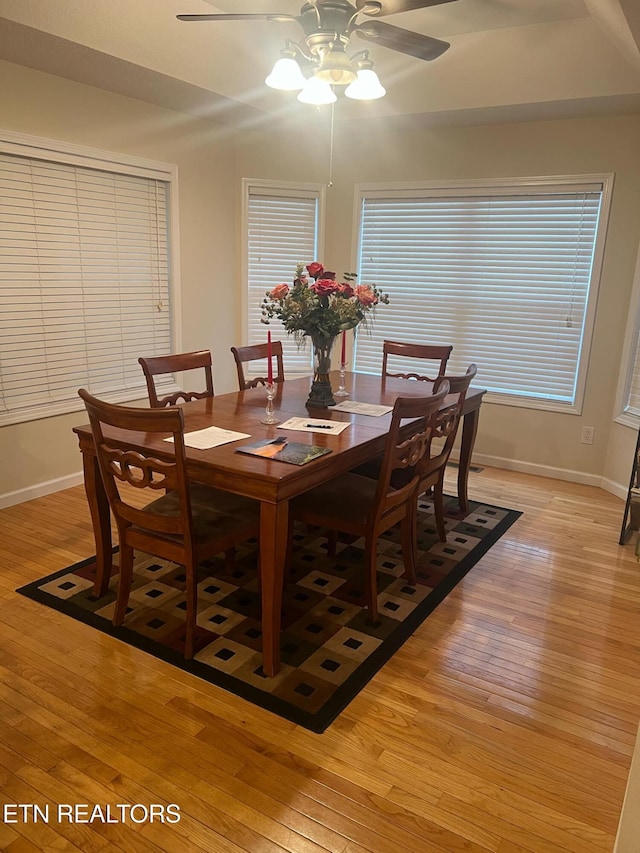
355, 284, 377, 307
269, 283, 290, 300
306, 262, 324, 279
311, 278, 340, 296
260, 261, 389, 336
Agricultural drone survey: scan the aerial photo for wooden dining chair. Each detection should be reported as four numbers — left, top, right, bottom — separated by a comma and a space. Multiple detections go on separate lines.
287, 384, 450, 622
230, 341, 285, 390
419, 364, 478, 541
138, 350, 214, 407
382, 340, 453, 382
78, 389, 260, 659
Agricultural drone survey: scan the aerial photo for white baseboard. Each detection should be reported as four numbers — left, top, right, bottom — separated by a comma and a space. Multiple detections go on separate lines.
452, 451, 627, 500
0, 472, 84, 510
470, 451, 603, 487
600, 477, 630, 501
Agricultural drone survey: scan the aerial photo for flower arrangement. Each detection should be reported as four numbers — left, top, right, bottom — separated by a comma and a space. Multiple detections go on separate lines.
261, 261, 389, 342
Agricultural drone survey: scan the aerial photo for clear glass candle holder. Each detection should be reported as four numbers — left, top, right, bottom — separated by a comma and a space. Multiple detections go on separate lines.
335, 361, 349, 396
260, 382, 280, 425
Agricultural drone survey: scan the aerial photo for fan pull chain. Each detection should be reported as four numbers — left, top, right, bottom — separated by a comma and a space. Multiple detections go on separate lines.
328, 100, 335, 188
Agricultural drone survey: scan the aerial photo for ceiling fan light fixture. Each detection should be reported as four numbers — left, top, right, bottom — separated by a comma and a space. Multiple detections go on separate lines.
297, 76, 337, 105
315, 44, 357, 85
265, 51, 307, 91
180, 1, 454, 104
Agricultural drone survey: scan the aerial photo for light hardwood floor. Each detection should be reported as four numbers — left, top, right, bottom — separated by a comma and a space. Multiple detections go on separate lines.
0, 466, 638, 853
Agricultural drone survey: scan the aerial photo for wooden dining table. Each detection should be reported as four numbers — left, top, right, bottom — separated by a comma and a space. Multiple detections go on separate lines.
73, 370, 485, 676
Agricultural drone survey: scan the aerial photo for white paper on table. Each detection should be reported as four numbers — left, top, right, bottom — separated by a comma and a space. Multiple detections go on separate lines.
332, 401, 394, 417
277, 417, 350, 435
163, 426, 250, 450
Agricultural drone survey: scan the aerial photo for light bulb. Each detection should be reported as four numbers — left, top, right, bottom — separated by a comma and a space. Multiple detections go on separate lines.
315, 45, 356, 86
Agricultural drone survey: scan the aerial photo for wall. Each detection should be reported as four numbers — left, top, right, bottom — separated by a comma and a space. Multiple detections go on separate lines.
0, 60, 238, 503
236, 112, 640, 492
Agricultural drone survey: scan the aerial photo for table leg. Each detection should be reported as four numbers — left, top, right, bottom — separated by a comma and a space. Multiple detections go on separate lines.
259, 500, 288, 677
82, 452, 113, 597
457, 407, 480, 513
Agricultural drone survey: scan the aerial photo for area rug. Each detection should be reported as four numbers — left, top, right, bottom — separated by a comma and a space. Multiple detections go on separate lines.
17, 495, 520, 733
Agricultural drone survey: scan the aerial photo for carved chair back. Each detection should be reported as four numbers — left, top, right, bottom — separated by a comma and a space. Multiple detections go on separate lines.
138, 350, 214, 407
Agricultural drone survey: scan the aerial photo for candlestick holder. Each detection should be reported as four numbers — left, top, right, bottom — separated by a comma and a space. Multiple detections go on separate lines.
260, 382, 280, 425
335, 362, 349, 396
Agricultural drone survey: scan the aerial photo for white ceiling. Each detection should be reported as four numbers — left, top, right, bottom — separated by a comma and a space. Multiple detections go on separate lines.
1, 0, 640, 129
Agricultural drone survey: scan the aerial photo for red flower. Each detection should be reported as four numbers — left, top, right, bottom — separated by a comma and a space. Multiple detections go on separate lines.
306, 262, 324, 279
311, 278, 340, 296
269, 283, 290, 300
355, 284, 377, 307
339, 282, 355, 298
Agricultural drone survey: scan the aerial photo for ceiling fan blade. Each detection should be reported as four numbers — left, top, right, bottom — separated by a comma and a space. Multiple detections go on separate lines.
354, 21, 449, 60
356, 0, 457, 15
177, 13, 296, 23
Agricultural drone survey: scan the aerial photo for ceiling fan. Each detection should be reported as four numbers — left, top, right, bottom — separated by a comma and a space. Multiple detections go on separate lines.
177, 1, 457, 64
178, 1, 457, 103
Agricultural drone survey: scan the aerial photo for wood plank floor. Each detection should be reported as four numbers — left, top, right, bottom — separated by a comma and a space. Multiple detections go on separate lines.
0, 466, 638, 852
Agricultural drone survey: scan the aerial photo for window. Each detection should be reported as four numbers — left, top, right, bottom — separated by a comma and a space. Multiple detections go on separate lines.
354, 176, 612, 412
0, 132, 176, 427
243, 179, 325, 374
616, 241, 640, 425
624, 328, 640, 419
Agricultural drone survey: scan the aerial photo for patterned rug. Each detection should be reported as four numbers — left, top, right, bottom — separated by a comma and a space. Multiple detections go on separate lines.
17, 495, 520, 733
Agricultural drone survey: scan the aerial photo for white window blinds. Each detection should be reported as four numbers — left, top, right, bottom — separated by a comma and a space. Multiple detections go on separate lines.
0, 146, 171, 426
354, 182, 608, 409
625, 327, 640, 417
246, 187, 321, 374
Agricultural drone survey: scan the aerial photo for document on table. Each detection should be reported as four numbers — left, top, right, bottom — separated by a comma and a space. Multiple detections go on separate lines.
332, 401, 394, 417
164, 426, 250, 449
278, 417, 350, 435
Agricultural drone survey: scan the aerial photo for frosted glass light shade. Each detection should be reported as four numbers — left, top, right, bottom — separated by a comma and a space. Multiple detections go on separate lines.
265, 57, 306, 91
315, 49, 356, 86
345, 69, 386, 100
297, 77, 337, 105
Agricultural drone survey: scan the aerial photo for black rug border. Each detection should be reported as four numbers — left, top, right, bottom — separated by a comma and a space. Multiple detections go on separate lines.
16, 502, 521, 734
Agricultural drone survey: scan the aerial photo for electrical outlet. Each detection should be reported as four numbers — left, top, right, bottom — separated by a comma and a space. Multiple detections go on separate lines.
581, 426, 595, 445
